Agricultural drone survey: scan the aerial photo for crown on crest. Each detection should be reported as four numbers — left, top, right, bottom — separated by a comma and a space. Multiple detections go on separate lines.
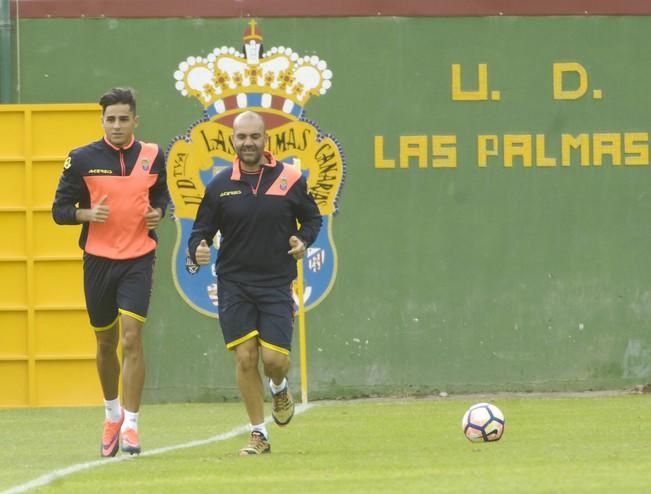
173, 20, 333, 118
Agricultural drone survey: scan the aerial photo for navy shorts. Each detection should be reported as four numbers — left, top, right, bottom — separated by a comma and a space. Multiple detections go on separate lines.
217, 277, 294, 354
83, 251, 155, 330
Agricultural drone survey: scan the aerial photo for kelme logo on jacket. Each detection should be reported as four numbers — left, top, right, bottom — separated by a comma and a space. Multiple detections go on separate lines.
167, 20, 346, 317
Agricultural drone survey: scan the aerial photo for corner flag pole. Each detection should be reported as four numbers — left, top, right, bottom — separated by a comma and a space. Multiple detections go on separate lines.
294, 158, 309, 405
297, 252, 308, 405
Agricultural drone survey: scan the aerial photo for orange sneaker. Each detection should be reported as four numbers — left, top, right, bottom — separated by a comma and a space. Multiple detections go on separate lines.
121, 428, 141, 455
101, 411, 124, 458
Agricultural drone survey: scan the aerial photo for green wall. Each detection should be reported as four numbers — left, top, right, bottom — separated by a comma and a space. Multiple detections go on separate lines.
14, 16, 651, 399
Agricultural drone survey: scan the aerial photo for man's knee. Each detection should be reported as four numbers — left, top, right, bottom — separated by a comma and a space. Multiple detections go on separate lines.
234, 340, 259, 371
120, 317, 144, 355
95, 325, 119, 354
262, 351, 290, 376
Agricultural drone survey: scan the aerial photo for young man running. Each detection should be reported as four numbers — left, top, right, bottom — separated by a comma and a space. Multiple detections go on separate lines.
52, 87, 169, 457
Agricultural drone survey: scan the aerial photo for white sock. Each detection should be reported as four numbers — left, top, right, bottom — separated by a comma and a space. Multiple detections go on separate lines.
251, 423, 268, 440
122, 409, 139, 432
104, 398, 122, 422
269, 377, 287, 394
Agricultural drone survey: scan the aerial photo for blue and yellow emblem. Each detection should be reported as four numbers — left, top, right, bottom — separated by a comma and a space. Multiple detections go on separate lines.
167, 20, 346, 317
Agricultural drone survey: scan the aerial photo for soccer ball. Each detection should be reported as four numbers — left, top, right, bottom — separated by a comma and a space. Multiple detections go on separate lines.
462, 402, 505, 443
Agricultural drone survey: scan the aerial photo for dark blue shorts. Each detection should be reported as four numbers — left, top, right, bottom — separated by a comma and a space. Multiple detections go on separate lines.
217, 277, 294, 354
83, 251, 155, 330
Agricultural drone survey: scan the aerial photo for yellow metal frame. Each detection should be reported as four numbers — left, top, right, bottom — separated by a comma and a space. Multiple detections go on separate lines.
0, 103, 103, 407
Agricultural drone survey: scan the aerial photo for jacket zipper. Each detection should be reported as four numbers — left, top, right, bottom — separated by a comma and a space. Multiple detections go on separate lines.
119, 149, 126, 176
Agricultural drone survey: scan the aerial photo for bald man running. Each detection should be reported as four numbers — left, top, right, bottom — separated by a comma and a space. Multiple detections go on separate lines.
188, 110, 322, 455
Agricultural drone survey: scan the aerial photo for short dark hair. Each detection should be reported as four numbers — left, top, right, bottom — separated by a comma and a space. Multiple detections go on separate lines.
99, 87, 137, 114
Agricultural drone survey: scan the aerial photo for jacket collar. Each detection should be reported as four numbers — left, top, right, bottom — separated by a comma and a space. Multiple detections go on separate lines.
103, 135, 136, 151
231, 151, 277, 181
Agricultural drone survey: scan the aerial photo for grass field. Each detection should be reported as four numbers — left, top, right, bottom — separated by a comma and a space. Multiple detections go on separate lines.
1, 393, 650, 493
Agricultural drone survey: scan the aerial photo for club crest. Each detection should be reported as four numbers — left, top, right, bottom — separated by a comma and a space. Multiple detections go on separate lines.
168, 20, 346, 317
279, 176, 288, 191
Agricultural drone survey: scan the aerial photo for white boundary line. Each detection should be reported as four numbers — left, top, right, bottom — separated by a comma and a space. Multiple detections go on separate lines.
3, 404, 314, 494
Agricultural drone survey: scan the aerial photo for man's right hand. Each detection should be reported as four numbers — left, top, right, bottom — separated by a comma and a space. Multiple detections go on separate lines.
76, 195, 110, 223
195, 239, 211, 265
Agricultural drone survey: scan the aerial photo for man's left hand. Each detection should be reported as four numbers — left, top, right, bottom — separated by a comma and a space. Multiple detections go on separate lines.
145, 206, 163, 230
288, 235, 306, 260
